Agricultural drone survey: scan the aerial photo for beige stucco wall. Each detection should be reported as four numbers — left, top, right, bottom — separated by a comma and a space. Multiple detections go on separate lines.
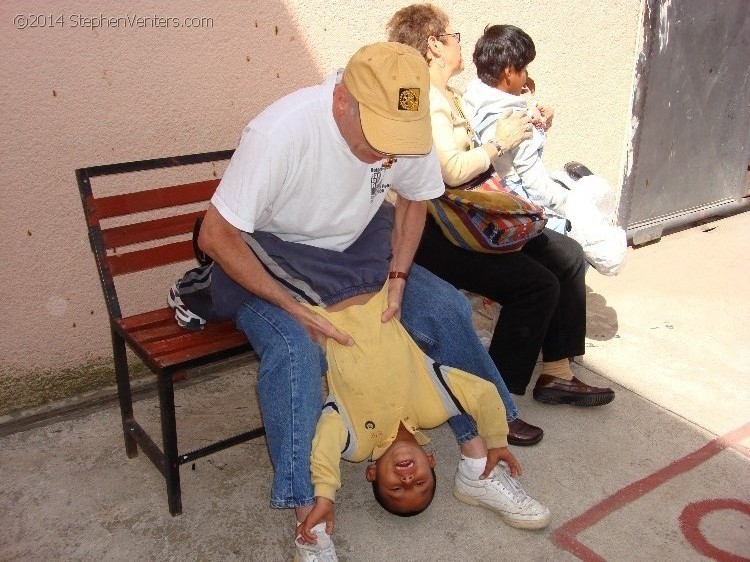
0, 0, 642, 414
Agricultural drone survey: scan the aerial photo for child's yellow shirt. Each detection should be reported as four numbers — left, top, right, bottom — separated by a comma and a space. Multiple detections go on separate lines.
308, 284, 508, 502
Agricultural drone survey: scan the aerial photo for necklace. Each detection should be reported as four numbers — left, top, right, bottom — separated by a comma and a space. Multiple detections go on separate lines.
450, 92, 481, 146
382, 156, 396, 169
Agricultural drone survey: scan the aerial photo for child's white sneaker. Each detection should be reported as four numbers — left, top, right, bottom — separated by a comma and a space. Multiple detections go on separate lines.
453, 462, 550, 529
294, 522, 338, 562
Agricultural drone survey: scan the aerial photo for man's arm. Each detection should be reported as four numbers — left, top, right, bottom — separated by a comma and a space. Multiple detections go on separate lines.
199, 204, 352, 346
381, 194, 426, 322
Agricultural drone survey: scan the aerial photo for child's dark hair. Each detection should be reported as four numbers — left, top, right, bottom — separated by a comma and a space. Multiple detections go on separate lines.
473, 24, 536, 87
371, 467, 437, 517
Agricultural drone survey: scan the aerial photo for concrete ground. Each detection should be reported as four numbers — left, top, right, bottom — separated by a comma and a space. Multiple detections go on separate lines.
1, 213, 749, 561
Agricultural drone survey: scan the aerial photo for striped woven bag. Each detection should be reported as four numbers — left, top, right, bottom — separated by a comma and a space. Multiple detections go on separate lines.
428, 172, 547, 253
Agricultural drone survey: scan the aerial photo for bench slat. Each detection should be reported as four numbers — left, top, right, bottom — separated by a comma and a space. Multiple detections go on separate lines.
154, 333, 249, 369
93, 179, 219, 220
132, 320, 236, 349
117, 310, 248, 370
103, 211, 204, 249
108, 240, 195, 276
117, 307, 175, 330
143, 323, 243, 356
129, 320, 195, 345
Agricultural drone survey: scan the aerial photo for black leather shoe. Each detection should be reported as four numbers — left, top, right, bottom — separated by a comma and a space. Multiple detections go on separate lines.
564, 161, 594, 180
533, 374, 615, 407
507, 418, 544, 446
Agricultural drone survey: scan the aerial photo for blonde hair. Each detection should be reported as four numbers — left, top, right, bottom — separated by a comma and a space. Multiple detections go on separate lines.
386, 3, 450, 61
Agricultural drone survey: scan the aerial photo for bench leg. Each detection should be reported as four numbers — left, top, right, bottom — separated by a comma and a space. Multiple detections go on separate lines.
158, 372, 182, 516
111, 328, 137, 458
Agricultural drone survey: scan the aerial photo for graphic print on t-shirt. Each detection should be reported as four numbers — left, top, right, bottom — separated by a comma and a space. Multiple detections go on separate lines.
369, 164, 392, 202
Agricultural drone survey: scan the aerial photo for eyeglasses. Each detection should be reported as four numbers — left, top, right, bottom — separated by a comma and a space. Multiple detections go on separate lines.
437, 32, 461, 43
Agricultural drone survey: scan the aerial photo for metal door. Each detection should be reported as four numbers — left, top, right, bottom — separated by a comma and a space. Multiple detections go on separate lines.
621, 0, 750, 244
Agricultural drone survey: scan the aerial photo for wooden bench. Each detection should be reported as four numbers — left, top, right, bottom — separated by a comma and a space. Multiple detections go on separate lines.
76, 150, 265, 516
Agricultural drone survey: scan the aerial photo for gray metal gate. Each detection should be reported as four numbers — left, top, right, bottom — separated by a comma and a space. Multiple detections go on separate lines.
621, 0, 750, 245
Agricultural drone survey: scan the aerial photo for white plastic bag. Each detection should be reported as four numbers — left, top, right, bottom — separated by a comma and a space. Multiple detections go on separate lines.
552, 172, 628, 276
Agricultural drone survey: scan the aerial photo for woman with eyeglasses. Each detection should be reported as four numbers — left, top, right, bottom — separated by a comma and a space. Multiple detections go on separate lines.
387, 4, 614, 425
387, 8, 531, 186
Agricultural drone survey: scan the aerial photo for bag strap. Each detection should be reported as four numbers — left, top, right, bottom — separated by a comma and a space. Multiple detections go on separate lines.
450, 92, 482, 148
450, 167, 496, 191
192, 215, 214, 266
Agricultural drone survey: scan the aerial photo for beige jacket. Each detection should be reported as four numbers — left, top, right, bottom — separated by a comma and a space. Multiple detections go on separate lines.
429, 85, 491, 187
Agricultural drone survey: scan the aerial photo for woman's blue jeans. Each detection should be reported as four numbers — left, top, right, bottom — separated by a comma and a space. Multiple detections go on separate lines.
235, 264, 518, 508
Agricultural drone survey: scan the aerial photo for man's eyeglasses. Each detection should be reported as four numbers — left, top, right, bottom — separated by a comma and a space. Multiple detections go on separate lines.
437, 32, 461, 43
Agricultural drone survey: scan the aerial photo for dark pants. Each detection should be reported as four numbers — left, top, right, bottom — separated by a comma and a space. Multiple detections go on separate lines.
415, 216, 587, 395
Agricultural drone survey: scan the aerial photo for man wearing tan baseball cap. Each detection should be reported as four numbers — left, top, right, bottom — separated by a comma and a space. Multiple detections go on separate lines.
194, 41, 525, 562
343, 42, 433, 156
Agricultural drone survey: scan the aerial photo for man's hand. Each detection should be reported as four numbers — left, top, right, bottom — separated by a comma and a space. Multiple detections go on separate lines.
381, 277, 406, 322
482, 446, 522, 479
295, 497, 335, 545
493, 109, 532, 152
292, 306, 353, 347
199, 205, 353, 348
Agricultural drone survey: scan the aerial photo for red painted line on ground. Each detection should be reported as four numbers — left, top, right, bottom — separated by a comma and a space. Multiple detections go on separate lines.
551, 422, 750, 561
679, 499, 750, 562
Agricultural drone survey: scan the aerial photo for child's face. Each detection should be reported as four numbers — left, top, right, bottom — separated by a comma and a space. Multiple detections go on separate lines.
367, 441, 436, 513
505, 65, 529, 96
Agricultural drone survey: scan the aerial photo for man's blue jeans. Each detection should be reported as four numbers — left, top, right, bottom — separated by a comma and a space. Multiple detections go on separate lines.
235, 264, 518, 508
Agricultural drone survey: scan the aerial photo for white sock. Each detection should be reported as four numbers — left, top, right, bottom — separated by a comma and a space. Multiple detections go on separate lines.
459, 455, 487, 480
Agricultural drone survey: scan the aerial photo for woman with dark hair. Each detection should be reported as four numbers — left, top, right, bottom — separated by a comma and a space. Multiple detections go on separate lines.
387, 5, 615, 409
465, 24, 572, 235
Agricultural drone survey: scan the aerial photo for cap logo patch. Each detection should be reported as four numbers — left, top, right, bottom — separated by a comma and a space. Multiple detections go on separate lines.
398, 88, 420, 111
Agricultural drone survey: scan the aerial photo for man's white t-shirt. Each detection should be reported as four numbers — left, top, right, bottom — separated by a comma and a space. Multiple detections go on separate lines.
212, 71, 444, 252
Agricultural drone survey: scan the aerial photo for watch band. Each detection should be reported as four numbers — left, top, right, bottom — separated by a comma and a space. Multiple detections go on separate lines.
388, 271, 409, 281
487, 139, 505, 157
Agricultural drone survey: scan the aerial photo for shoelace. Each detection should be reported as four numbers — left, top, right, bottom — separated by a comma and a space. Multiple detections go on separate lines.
298, 542, 336, 562
311, 544, 337, 562
490, 464, 533, 507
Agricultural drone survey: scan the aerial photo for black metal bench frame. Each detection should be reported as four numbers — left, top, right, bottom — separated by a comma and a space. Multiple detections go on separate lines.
76, 150, 265, 515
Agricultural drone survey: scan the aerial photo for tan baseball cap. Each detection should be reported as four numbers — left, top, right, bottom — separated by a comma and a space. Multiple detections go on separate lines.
343, 42, 432, 156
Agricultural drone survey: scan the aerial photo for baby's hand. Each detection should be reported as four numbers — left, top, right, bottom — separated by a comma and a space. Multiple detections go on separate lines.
537, 104, 554, 130
482, 447, 522, 479
530, 106, 545, 127
523, 97, 549, 132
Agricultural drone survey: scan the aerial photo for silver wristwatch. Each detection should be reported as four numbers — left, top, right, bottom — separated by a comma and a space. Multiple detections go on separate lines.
487, 139, 505, 156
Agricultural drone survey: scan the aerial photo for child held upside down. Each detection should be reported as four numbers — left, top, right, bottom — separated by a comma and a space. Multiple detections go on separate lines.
295, 284, 550, 556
